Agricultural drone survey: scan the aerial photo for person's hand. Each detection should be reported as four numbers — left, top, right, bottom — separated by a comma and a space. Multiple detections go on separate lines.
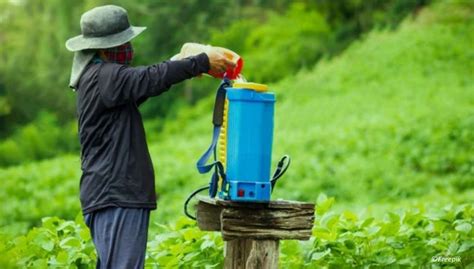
206, 50, 236, 74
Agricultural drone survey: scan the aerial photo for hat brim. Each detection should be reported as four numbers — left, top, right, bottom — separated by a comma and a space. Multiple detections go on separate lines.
65, 25, 146, 52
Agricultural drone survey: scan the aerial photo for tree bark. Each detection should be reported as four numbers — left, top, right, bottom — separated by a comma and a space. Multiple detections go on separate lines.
225, 239, 279, 269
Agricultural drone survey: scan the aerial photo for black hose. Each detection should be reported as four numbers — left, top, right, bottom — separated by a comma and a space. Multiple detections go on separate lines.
183, 185, 209, 220
270, 155, 291, 192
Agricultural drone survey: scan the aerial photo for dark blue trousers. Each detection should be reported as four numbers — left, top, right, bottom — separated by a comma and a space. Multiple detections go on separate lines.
84, 207, 150, 269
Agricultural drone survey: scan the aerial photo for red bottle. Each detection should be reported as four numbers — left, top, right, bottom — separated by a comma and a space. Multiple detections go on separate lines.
172, 43, 244, 80
207, 50, 243, 80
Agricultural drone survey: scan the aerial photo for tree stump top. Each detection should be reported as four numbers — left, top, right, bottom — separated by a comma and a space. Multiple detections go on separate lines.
195, 196, 315, 241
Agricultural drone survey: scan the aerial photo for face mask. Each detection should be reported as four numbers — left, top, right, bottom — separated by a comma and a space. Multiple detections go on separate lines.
103, 42, 134, 65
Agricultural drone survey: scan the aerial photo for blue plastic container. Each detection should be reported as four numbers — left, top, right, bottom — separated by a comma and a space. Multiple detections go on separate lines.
220, 88, 275, 202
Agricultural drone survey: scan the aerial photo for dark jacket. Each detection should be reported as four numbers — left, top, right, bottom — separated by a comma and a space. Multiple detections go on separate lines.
76, 53, 210, 214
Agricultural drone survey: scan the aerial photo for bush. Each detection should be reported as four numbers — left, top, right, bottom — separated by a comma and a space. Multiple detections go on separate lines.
0, 156, 81, 235
146, 218, 223, 268
4, 216, 223, 269
0, 139, 23, 166
4, 196, 473, 268
4, 215, 96, 269
396, 115, 474, 177
305, 194, 474, 268
210, 3, 330, 83
0, 112, 78, 167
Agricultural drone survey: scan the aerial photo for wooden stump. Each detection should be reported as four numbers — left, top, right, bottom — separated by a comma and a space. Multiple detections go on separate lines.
226, 239, 279, 269
195, 196, 315, 269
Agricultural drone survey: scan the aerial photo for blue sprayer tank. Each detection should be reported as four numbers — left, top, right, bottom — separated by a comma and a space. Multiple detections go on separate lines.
218, 83, 275, 202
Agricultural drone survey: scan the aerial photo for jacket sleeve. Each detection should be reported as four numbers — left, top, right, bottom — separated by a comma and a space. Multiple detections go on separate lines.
98, 53, 210, 108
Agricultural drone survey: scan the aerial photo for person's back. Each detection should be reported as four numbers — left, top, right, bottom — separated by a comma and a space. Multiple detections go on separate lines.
76, 62, 156, 214
66, 5, 234, 269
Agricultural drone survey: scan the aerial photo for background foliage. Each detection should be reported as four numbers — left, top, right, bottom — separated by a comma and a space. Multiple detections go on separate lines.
1, 0, 473, 268
0, 0, 429, 146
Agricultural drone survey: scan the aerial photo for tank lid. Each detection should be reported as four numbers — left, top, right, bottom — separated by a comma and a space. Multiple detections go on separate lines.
233, 82, 268, 92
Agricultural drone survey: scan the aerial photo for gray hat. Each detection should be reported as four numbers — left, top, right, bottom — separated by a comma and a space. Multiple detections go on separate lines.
66, 5, 146, 88
66, 5, 145, 52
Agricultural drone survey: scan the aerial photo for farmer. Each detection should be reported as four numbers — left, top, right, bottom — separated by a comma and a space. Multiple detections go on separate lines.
65, 5, 235, 269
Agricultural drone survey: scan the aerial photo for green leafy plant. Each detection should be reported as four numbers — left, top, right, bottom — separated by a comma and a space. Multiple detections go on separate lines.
1, 1, 473, 267
5, 215, 96, 269
146, 217, 223, 268
302, 194, 474, 268
4, 196, 472, 268
4, 216, 223, 268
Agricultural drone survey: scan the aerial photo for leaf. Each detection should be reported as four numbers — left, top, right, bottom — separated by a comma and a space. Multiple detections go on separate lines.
151, 232, 177, 245
387, 212, 400, 223
448, 242, 459, 255
34, 232, 54, 252
317, 193, 328, 205
41, 240, 55, 252
32, 258, 48, 269
311, 249, 330, 261
175, 217, 194, 230
56, 250, 68, 264
427, 238, 442, 247
388, 241, 404, 249
313, 227, 336, 241
200, 240, 215, 251
79, 228, 91, 241
360, 217, 374, 228
182, 229, 199, 241
374, 254, 396, 265
317, 196, 335, 215
366, 226, 381, 236
344, 240, 356, 249
353, 231, 366, 238
205, 264, 221, 269
59, 237, 81, 249
382, 222, 400, 235
455, 223, 472, 233
75, 213, 84, 224
343, 210, 358, 222
320, 212, 340, 230
427, 220, 448, 233
42, 217, 60, 231
457, 241, 474, 253
57, 221, 76, 234
183, 251, 200, 262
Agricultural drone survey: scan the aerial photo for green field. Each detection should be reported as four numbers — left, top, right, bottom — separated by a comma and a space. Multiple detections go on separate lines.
1, 1, 473, 268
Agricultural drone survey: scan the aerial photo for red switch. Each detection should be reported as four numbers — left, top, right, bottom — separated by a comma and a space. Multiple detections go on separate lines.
237, 189, 245, 197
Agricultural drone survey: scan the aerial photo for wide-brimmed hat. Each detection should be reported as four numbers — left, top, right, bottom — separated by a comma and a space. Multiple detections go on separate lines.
65, 5, 146, 52
66, 5, 145, 89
